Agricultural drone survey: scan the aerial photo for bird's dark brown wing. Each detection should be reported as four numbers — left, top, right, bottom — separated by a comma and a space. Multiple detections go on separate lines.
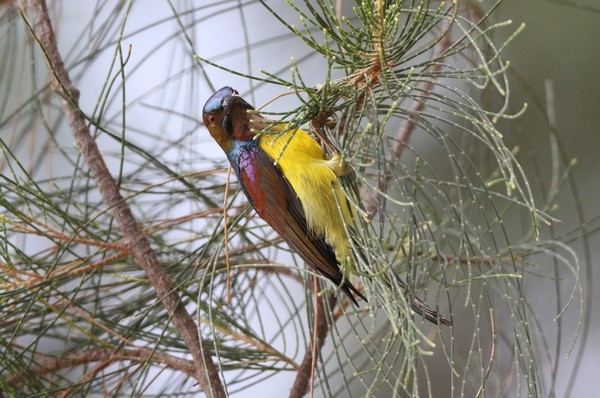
236, 145, 365, 305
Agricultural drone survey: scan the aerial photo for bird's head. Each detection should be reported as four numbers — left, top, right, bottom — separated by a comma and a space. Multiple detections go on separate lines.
202, 86, 259, 151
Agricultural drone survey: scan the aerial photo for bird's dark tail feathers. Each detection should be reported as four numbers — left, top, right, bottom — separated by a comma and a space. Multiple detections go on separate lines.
339, 276, 451, 327
394, 275, 451, 326
342, 242, 451, 326
408, 293, 452, 327
340, 279, 367, 307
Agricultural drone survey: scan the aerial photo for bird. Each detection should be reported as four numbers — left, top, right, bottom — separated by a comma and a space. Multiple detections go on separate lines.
202, 86, 451, 326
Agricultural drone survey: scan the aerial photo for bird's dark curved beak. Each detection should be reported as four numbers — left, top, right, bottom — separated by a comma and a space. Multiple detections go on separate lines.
223, 93, 253, 115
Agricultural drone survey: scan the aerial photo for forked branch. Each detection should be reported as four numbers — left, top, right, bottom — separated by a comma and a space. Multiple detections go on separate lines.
20, 1, 225, 396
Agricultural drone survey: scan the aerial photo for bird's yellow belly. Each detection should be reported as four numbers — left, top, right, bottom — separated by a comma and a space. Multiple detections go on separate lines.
258, 128, 351, 259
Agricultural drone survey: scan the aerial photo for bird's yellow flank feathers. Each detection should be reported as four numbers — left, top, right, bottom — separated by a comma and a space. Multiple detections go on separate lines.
258, 125, 352, 260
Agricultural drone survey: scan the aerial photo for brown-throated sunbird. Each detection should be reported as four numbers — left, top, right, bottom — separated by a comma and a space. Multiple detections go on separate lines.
202, 86, 450, 326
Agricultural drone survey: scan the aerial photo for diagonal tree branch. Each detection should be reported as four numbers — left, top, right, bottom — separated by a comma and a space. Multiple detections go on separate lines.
20, 1, 225, 396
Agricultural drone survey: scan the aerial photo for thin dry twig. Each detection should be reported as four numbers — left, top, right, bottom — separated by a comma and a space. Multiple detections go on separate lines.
211, 319, 299, 369
0, 250, 130, 290
143, 205, 244, 235
7, 218, 127, 251
9, 347, 196, 392
8, 347, 195, 397
290, 278, 337, 398
20, 1, 225, 396
59, 358, 114, 398
1, 218, 130, 289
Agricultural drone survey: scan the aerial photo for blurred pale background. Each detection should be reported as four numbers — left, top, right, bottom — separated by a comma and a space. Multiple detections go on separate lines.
2, 0, 598, 396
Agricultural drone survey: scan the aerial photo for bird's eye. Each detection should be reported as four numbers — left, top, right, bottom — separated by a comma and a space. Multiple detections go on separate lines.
207, 114, 218, 125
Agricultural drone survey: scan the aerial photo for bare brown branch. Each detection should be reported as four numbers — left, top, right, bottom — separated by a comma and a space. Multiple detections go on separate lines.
290, 278, 337, 398
9, 347, 196, 393
5, 296, 202, 395
20, 1, 225, 396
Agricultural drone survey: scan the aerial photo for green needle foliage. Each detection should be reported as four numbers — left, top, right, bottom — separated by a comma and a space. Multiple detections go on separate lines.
0, 1, 584, 397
